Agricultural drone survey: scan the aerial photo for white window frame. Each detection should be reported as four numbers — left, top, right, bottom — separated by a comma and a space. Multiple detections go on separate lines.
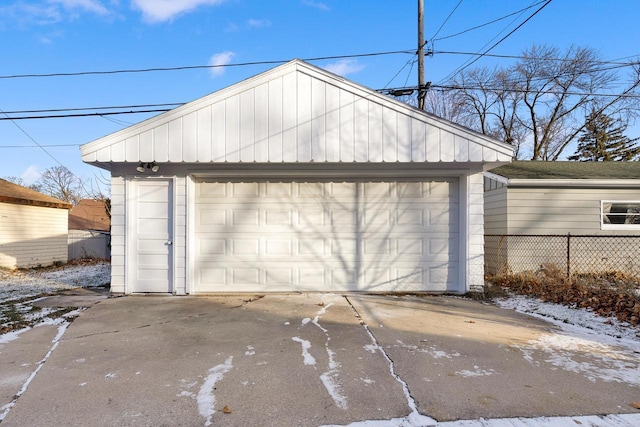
601, 200, 640, 230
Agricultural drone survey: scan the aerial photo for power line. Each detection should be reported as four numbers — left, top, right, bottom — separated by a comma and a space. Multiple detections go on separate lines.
0, 50, 415, 80
430, 84, 640, 99
0, 144, 79, 148
434, 50, 640, 66
2, 103, 184, 115
439, 0, 553, 84
433, 0, 548, 42
429, 0, 464, 42
0, 109, 67, 168
0, 109, 172, 120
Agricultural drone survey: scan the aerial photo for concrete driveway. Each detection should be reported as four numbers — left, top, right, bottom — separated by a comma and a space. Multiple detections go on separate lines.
1, 294, 639, 426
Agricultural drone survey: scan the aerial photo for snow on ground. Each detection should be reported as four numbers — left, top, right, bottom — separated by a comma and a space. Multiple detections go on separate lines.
323, 293, 640, 427
0, 261, 110, 334
1, 264, 640, 426
0, 261, 110, 303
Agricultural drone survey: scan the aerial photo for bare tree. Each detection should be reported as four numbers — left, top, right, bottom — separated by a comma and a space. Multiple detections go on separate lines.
82, 172, 112, 218
440, 44, 639, 160
423, 89, 476, 129
36, 166, 84, 205
2, 176, 42, 192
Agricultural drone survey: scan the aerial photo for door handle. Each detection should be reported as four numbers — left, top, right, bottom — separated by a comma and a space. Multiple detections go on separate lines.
166, 241, 173, 245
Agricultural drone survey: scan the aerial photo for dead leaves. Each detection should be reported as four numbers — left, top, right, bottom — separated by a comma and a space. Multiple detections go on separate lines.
491, 270, 640, 326
222, 405, 232, 414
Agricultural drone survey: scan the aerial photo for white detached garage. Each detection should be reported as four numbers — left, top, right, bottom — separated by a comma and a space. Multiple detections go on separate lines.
81, 60, 512, 295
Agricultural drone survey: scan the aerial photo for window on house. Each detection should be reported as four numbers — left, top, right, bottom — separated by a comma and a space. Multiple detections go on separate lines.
601, 201, 640, 229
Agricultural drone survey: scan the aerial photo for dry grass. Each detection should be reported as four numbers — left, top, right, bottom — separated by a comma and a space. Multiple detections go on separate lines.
487, 264, 640, 326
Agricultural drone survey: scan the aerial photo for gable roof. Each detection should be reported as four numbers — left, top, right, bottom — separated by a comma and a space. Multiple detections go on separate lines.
0, 178, 72, 209
81, 59, 512, 169
487, 161, 640, 188
68, 199, 110, 231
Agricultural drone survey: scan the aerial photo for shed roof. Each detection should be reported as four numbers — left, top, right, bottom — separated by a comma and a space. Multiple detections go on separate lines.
490, 161, 640, 180
68, 199, 110, 231
81, 59, 512, 169
0, 179, 72, 209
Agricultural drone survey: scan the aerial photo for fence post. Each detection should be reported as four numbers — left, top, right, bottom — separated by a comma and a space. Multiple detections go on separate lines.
566, 232, 571, 278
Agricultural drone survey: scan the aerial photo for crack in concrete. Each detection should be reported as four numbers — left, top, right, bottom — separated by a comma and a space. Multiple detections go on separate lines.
343, 295, 437, 426
0, 322, 69, 423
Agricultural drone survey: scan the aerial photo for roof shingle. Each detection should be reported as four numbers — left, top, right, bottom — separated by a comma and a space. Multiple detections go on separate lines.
0, 178, 72, 209
489, 161, 640, 180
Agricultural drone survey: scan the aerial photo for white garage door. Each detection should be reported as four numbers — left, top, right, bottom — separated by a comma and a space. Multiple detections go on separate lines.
193, 180, 459, 293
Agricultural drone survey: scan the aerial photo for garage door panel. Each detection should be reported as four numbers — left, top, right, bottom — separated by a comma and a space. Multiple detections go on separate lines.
194, 180, 459, 292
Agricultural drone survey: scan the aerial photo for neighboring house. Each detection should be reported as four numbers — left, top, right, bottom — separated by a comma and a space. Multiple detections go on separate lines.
68, 199, 111, 260
0, 178, 71, 269
484, 161, 640, 275
80, 59, 512, 295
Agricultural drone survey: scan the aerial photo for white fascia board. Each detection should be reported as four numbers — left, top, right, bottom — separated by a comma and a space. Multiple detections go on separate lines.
483, 171, 510, 185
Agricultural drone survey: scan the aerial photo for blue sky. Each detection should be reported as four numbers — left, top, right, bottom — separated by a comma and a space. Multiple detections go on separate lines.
1, 0, 639, 190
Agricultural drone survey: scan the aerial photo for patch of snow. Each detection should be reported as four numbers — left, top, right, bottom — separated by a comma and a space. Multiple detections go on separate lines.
517, 333, 640, 386
456, 367, 495, 378
197, 356, 233, 427
363, 344, 378, 353
301, 317, 311, 326
244, 345, 255, 356
0, 322, 69, 422
394, 340, 460, 359
0, 327, 31, 344
320, 347, 347, 409
312, 303, 333, 333
0, 262, 110, 301
104, 373, 117, 379
437, 413, 640, 426
292, 337, 316, 366
497, 294, 640, 387
496, 294, 639, 342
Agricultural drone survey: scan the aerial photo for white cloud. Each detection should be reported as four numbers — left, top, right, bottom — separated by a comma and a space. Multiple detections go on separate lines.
247, 18, 270, 28
131, 0, 226, 23
208, 51, 235, 77
48, 0, 109, 15
302, 0, 330, 11
225, 18, 270, 32
21, 166, 41, 186
0, 4, 62, 26
323, 59, 365, 77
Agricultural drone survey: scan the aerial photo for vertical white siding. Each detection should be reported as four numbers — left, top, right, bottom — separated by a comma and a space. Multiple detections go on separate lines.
267, 78, 283, 161
82, 70, 512, 165
82, 62, 514, 165
0, 202, 68, 269
467, 172, 485, 291
174, 176, 187, 294
110, 176, 126, 293
254, 83, 269, 162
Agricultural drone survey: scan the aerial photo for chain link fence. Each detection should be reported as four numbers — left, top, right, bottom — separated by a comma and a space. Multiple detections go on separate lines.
485, 234, 640, 278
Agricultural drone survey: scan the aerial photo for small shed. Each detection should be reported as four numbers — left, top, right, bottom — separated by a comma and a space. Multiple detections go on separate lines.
484, 161, 640, 275
0, 178, 72, 269
68, 199, 111, 260
81, 59, 512, 295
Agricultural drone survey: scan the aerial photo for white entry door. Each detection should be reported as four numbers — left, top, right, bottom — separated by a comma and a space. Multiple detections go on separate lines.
129, 179, 173, 293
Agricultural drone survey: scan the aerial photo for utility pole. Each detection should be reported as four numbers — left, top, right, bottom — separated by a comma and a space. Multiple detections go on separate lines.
417, 0, 426, 110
